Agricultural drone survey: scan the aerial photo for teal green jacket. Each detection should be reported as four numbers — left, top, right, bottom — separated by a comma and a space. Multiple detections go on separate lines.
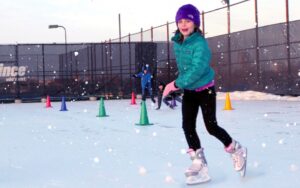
172, 32, 215, 90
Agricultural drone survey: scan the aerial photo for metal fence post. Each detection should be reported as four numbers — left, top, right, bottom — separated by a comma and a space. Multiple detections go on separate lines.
104, 40, 108, 95
128, 33, 133, 91
226, 2, 232, 91
109, 39, 112, 81
254, 0, 261, 90
285, 0, 291, 92
119, 14, 123, 94
101, 43, 106, 95
166, 22, 170, 82
42, 44, 46, 96
141, 28, 143, 42
202, 11, 205, 37
15, 44, 20, 99
151, 26, 153, 42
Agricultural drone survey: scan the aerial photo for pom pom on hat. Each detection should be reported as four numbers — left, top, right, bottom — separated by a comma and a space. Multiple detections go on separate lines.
142, 64, 150, 71
175, 4, 200, 27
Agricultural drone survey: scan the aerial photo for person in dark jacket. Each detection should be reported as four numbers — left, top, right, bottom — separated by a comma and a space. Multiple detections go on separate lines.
132, 64, 156, 103
156, 81, 182, 110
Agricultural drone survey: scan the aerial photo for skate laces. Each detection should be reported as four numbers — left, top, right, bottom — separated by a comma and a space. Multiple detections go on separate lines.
188, 158, 205, 172
187, 148, 207, 172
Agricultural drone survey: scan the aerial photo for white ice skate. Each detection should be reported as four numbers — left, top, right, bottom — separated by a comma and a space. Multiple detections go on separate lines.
185, 148, 211, 185
226, 140, 247, 177
186, 166, 211, 185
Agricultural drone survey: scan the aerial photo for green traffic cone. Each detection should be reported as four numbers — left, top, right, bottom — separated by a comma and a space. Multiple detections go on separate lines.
97, 97, 108, 117
136, 101, 153, 126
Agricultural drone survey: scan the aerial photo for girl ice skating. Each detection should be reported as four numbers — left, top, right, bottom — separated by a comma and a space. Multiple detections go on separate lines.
163, 4, 247, 185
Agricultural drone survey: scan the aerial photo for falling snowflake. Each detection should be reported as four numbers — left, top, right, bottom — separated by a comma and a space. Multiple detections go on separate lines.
138, 166, 147, 175
278, 139, 284, 144
165, 175, 174, 183
261, 142, 266, 148
263, 48, 269, 54
289, 164, 299, 172
94, 157, 100, 163
253, 161, 259, 168
180, 149, 186, 154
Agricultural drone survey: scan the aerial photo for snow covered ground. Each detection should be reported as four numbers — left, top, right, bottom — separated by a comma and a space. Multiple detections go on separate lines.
1, 91, 300, 188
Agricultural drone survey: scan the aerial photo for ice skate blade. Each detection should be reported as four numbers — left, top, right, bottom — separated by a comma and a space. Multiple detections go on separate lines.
186, 174, 211, 185
239, 148, 247, 177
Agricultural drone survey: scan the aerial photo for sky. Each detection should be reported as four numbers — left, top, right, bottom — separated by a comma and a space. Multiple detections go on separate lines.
1, 91, 300, 188
0, 0, 300, 44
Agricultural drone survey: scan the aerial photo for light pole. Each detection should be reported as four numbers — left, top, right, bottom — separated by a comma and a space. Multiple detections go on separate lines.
48, 24, 68, 94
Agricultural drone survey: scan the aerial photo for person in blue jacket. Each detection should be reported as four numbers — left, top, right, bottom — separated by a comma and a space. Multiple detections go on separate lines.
133, 64, 156, 103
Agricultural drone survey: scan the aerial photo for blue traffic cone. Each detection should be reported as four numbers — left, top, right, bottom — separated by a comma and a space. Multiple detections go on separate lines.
60, 96, 68, 111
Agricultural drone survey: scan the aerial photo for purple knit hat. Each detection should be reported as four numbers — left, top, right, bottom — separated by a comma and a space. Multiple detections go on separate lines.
175, 4, 200, 27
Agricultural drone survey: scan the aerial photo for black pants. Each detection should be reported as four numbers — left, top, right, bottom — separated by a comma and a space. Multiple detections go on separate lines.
163, 95, 182, 107
182, 86, 232, 151
141, 86, 155, 103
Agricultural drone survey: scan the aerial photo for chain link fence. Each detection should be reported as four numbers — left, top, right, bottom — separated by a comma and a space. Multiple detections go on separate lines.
1, 0, 299, 102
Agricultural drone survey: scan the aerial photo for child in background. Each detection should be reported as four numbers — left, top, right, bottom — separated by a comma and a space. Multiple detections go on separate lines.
132, 64, 156, 103
156, 81, 165, 110
163, 4, 247, 185
156, 81, 182, 110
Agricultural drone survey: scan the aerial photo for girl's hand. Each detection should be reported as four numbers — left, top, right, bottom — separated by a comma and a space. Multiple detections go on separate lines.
163, 81, 179, 97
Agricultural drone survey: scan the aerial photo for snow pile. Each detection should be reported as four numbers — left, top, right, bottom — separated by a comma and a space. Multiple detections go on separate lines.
217, 90, 300, 101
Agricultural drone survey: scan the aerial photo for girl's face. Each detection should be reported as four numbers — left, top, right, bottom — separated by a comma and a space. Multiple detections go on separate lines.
177, 19, 195, 39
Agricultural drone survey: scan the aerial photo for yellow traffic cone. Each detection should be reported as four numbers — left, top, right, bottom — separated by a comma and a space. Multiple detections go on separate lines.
223, 92, 234, 110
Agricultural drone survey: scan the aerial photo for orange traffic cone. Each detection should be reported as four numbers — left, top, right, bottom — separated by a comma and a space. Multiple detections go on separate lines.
223, 92, 234, 110
45, 95, 52, 108
131, 91, 136, 105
